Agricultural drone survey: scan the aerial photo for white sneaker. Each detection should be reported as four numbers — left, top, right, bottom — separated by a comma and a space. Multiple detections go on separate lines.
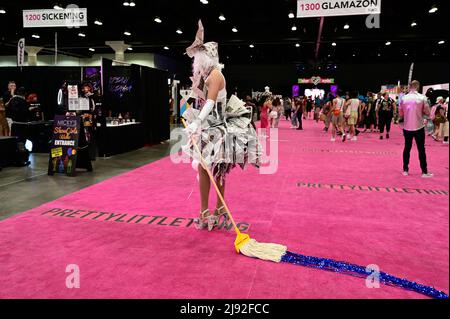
331, 138, 336, 142
351, 137, 357, 141
347, 134, 351, 139
422, 173, 434, 178
444, 141, 449, 145
403, 171, 409, 176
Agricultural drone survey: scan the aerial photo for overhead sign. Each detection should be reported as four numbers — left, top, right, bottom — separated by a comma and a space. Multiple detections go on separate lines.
23, 8, 88, 28
297, 0, 381, 18
17, 38, 25, 67
299, 77, 335, 85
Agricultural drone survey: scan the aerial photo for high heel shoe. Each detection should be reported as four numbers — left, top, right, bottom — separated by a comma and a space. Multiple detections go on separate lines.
214, 206, 229, 228
194, 209, 211, 230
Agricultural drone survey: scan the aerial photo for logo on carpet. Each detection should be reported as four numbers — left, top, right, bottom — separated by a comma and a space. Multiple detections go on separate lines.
297, 182, 449, 196
41, 208, 250, 232
300, 148, 398, 156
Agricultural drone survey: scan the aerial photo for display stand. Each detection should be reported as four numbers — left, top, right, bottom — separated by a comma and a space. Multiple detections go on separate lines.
47, 115, 92, 177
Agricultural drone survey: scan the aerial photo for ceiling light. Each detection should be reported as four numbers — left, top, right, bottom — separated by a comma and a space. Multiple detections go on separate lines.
123, 1, 130, 6
0, 9, 6, 14
32, 34, 40, 39
232, 27, 238, 33
385, 41, 391, 46
295, 43, 300, 47
344, 24, 350, 29
129, 1, 136, 7
429, 6, 438, 13
291, 25, 297, 31
332, 42, 336, 46
78, 33, 86, 37
378, 53, 381, 57
154, 17, 162, 23
53, 5, 63, 10
124, 31, 131, 36
352, 54, 356, 57
249, 44, 255, 48
127, 47, 133, 51
411, 21, 417, 27
89, 48, 95, 52
289, 12, 295, 19
164, 46, 169, 50
94, 20, 103, 26
176, 29, 183, 34
438, 40, 445, 45
200, 0, 209, 4
219, 14, 226, 21
404, 53, 408, 56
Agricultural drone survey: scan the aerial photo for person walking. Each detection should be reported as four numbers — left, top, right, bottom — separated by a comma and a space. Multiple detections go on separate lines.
284, 97, 292, 121
399, 80, 433, 178
344, 92, 360, 141
331, 91, 346, 142
296, 98, 304, 130
377, 92, 396, 140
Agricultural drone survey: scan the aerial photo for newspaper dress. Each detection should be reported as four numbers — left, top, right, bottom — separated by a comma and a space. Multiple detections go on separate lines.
182, 82, 261, 182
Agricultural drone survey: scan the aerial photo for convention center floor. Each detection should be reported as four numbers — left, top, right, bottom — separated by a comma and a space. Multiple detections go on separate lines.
0, 120, 448, 299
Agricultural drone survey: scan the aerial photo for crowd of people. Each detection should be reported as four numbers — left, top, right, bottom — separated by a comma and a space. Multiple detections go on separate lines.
245, 81, 448, 179
253, 88, 449, 146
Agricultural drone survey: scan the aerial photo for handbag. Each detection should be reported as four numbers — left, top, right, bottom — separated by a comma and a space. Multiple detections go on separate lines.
269, 111, 278, 119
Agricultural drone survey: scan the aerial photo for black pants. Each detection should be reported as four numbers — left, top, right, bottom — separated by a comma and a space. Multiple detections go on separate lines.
403, 128, 428, 174
285, 109, 292, 120
379, 112, 393, 134
297, 111, 303, 130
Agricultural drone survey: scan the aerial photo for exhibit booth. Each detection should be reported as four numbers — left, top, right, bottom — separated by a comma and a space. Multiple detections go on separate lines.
0, 59, 170, 170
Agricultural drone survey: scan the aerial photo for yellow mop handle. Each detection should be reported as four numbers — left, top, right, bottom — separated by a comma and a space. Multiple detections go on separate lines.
181, 119, 242, 236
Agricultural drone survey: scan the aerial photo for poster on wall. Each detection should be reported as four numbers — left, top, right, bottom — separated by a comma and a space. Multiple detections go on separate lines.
68, 85, 79, 111
297, 0, 381, 18
23, 8, 88, 28
83, 67, 102, 94
48, 116, 80, 177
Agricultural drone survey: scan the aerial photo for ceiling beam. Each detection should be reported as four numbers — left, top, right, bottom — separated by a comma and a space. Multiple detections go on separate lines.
315, 17, 325, 61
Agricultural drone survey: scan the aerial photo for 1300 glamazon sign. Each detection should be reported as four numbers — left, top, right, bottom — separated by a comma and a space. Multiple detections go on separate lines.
23, 8, 88, 28
297, 0, 381, 18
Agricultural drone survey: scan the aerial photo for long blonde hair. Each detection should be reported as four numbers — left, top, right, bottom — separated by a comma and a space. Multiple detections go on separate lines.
193, 51, 224, 78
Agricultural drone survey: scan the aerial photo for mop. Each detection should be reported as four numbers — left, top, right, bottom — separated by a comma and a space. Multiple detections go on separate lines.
181, 119, 448, 299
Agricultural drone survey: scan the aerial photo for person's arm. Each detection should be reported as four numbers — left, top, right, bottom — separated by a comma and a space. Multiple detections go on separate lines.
423, 97, 431, 116
376, 101, 380, 119
398, 101, 404, 118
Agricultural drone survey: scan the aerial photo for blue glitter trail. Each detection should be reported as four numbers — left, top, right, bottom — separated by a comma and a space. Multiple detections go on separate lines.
281, 251, 449, 299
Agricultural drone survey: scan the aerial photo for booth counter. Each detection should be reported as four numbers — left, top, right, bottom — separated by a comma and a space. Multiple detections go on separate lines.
97, 122, 145, 158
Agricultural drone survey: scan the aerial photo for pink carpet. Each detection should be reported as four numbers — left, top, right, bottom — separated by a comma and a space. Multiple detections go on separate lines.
0, 119, 448, 299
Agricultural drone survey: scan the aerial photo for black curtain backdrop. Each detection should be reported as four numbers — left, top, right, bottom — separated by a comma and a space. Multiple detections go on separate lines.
0, 67, 82, 119
140, 65, 170, 144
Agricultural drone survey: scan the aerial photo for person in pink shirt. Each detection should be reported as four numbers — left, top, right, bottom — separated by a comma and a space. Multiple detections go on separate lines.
399, 80, 433, 178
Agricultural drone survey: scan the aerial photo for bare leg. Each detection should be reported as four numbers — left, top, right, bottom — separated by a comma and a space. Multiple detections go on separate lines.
215, 179, 226, 211
198, 166, 210, 212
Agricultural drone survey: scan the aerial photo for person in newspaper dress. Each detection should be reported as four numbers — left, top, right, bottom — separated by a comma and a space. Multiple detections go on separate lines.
182, 20, 261, 231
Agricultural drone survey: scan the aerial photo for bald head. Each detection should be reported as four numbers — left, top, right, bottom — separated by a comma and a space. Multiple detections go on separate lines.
410, 80, 420, 92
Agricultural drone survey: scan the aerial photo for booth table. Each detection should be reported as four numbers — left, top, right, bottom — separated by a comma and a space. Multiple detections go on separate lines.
97, 122, 145, 157
11, 121, 54, 153
0, 137, 17, 169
